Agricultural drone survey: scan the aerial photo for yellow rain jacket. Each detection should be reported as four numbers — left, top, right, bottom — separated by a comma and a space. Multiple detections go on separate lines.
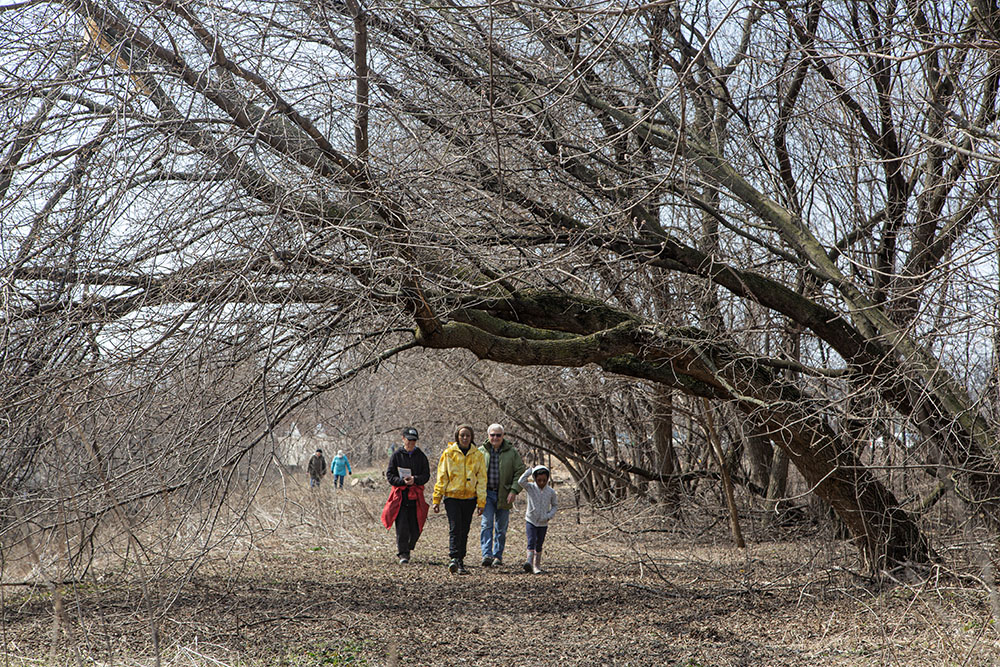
432, 442, 487, 507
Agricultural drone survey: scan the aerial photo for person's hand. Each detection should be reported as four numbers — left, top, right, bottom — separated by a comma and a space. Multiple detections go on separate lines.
433, 503, 440, 514
507, 492, 516, 505
477, 507, 483, 516
404, 475, 415, 485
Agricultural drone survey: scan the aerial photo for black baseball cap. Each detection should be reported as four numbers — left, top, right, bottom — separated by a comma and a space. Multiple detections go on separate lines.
402, 427, 419, 440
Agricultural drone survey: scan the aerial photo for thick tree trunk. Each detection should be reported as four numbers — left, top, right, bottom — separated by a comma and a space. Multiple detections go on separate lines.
758, 407, 929, 569
744, 422, 773, 492
652, 387, 683, 515
764, 448, 790, 522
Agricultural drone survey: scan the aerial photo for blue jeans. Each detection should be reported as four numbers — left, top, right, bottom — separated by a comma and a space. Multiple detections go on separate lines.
480, 489, 510, 560
309, 476, 321, 488
333, 474, 345, 488
526, 521, 548, 552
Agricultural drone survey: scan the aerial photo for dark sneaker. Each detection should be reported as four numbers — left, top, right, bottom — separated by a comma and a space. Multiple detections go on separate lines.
399, 556, 409, 564
523, 561, 532, 573
457, 560, 470, 575
492, 558, 503, 567
448, 559, 459, 574
481, 557, 493, 567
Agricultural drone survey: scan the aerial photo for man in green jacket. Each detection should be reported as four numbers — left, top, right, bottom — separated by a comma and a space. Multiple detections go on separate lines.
479, 423, 526, 567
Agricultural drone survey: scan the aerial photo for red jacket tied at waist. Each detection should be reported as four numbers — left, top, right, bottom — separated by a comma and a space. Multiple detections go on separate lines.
381, 484, 428, 530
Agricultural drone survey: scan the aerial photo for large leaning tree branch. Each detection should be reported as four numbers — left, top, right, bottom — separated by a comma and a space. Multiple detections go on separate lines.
414, 290, 931, 568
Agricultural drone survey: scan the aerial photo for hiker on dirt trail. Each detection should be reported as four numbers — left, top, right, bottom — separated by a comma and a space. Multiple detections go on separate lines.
518, 465, 558, 574
478, 423, 525, 568
432, 424, 487, 575
381, 427, 430, 564
307, 449, 327, 488
330, 450, 352, 489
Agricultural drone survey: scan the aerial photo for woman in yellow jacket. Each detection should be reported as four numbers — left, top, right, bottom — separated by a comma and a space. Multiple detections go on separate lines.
432, 424, 487, 574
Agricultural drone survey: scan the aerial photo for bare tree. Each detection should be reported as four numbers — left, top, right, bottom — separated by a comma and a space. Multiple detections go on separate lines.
6, 0, 1000, 574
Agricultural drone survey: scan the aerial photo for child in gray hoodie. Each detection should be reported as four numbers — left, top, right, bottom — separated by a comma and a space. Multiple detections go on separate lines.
518, 465, 558, 574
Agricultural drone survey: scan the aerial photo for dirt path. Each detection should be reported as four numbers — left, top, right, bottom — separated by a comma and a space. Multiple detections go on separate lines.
3, 485, 999, 665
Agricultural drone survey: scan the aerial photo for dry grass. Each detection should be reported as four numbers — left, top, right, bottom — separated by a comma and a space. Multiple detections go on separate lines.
2, 470, 999, 666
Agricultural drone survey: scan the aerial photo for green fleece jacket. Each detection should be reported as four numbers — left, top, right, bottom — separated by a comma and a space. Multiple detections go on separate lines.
478, 439, 526, 510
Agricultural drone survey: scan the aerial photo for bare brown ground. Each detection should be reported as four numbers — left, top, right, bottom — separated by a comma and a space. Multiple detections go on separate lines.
3, 474, 1000, 666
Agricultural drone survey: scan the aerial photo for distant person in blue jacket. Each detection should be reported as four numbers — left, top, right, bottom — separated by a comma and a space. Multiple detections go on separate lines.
331, 450, 352, 489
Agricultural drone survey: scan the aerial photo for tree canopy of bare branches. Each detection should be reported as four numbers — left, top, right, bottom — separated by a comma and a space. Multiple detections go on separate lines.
5, 0, 1000, 571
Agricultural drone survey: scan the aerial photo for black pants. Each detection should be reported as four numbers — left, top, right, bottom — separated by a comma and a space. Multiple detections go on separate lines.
395, 501, 421, 557
444, 497, 477, 560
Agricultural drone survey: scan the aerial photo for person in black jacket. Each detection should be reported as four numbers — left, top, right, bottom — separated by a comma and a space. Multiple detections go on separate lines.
384, 427, 431, 563
306, 449, 327, 487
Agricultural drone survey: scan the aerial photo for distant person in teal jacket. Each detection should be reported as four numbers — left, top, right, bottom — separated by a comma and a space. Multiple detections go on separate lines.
331, 450, 352, 489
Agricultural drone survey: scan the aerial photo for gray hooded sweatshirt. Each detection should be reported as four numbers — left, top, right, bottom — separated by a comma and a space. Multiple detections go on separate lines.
518, 467, 558, 526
